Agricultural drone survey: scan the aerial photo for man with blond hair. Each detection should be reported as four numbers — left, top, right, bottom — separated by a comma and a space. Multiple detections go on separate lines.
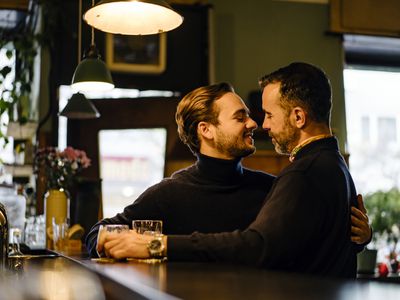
100, 63, 369, 278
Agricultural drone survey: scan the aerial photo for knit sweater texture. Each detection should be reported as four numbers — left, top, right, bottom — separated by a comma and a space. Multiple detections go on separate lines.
85, 154, 275, 257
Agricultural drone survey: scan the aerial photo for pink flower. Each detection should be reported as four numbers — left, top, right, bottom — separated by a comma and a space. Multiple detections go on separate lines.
35, 146, 91, 189
62, 146, 78, 161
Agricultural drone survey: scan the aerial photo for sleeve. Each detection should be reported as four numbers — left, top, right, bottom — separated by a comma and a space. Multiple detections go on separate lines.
167, 229, 264, 264
167, 172, 319, 267
85, 183, 165, 257
355, 228, 373, 253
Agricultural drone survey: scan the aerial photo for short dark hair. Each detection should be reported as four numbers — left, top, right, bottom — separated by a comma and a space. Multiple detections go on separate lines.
259, 62, 332, 125
176, 82, 234, 154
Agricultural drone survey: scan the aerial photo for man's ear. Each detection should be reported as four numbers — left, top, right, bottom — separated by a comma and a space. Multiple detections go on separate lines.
197, 121, 214, 140
292, 107, 306, 128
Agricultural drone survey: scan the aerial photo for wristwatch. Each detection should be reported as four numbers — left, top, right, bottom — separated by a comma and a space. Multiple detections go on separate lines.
147, 237, 165, 258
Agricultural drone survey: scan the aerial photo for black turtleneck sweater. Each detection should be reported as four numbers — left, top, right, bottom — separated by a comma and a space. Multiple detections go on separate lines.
168, 137, 360, 278
85, 154, 275, 257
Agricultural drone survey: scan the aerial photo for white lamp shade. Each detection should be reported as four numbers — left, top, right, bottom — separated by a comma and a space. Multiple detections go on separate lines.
83, 0, 184, 35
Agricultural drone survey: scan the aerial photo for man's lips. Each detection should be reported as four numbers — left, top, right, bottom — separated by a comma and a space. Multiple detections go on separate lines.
244, 132, 254, 143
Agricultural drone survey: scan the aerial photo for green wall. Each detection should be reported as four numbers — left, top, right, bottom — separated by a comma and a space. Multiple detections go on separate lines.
209, 0, 347, 151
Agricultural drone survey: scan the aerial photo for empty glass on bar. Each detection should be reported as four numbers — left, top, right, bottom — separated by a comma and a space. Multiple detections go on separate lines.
96, 224, 129, 258
52, 217, 69, 252
132, 220, 162, 236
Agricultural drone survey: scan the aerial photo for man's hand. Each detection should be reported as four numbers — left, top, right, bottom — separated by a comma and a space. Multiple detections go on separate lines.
102, 230, 152, 260
351, 194, 372, 244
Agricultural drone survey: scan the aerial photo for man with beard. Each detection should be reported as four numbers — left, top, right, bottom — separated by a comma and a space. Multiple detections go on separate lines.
88, 82, 369, 257
86, 82, 276, 257
101, 63, 366, 278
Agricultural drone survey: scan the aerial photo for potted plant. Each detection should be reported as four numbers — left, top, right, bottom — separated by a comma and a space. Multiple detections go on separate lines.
364, 188, 400, 273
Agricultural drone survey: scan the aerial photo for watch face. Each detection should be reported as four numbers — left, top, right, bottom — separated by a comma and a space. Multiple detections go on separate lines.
148, 237, 165, 258
149, 239, 162, 251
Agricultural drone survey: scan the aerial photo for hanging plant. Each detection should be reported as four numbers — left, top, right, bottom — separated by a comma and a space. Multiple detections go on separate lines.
0, 33, 36, 119
0, 0, 63, 143
0, 3, 40, 144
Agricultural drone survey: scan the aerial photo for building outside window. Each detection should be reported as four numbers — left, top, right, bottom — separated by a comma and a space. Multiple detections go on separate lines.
344, 69, 400, 194
344, 67, 400, 263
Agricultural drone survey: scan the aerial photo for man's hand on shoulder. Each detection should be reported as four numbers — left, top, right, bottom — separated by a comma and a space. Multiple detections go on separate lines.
350, 194, 372, 244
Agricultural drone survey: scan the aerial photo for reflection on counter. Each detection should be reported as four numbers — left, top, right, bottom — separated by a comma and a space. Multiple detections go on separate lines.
1, 257, 105, 300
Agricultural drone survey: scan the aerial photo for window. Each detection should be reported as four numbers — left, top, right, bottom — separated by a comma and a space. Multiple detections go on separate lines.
361, 116, 370, 141
98, 129, 167, 218
0, 46, 16, 183
344, 69, 400, 193
378, 117, 397, 144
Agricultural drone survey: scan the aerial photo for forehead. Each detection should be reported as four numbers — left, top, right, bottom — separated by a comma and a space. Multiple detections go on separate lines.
215, 92, 248, 116
262, 82, 281, 111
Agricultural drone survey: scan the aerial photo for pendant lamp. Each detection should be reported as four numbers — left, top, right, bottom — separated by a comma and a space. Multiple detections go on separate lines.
71, 0, 114, 92
83, 0, 184, 35
59, 92, 100, 119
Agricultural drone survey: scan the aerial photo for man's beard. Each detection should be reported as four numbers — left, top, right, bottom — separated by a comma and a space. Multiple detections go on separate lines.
270, 122, 299, 155
214, 130, 256, 159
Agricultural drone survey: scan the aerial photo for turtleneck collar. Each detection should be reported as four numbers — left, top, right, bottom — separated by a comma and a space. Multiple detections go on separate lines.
195, 153, 244, 184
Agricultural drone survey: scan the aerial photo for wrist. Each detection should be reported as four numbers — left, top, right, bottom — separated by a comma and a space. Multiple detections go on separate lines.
147, 234, 167, 258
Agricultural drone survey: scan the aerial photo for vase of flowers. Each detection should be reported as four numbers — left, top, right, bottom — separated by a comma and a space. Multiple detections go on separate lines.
35, 147, 90, 249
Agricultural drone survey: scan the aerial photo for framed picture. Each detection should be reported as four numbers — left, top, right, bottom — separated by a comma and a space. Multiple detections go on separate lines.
106, 33, 167, 74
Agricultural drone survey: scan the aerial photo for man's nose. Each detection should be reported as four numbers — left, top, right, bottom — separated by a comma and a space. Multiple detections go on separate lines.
246, 117, 258, 130
262, 117, 270, 131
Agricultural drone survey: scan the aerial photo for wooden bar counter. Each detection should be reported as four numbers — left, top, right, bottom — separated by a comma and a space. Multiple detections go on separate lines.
1, 251, 400, 299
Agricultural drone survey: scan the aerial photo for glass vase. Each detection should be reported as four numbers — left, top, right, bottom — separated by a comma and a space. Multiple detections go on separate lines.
44, 188, 70, 249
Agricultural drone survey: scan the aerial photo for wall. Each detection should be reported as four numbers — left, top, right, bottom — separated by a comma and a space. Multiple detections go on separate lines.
37, 0, 348, 152
209, 0, 348, 151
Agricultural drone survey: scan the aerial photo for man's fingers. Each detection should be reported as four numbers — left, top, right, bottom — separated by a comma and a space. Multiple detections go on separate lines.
351, 224, 363, 234
351, 207, 368, 222
351, 215, 365, 228
357, 194, 367, 214
109, 248, 127, 260
104, 240, 117, 257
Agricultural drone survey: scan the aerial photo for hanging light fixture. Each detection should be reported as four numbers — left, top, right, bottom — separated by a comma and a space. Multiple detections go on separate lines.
71, 0, 114, 92
83, 0, 184, 35
59, 92, 100, 119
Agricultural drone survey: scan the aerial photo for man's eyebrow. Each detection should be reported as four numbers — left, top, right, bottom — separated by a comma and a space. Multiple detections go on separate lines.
264, 110, 272, 116
232, 108, 249, 117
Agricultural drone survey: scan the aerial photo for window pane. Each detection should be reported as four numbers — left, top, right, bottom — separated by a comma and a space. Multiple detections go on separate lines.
98, 128, 167, 218
344, 69, 400, 193
361, 116, 370, 141
378, 117, 396, 144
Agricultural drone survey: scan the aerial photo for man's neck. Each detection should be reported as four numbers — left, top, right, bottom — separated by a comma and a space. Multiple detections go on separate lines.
289, 125, 332, 162
296, 124, 332, 147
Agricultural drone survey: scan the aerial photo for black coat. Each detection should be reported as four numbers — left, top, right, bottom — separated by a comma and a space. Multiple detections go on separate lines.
168, 137, 361, 278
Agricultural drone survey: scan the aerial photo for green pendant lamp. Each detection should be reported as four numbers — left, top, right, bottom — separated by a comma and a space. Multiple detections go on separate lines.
83, 0, 183, 35
59, 92, 100, 119
71, 43, 114, 92
71, 0, 114, 92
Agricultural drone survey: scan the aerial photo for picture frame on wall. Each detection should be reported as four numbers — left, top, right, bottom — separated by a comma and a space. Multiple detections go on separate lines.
106, 33, 167, 74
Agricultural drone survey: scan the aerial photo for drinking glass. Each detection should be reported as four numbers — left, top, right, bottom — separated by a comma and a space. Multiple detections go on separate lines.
24, 215, 46, 249
130, 220, 165, 264
96, 224, 129, 258
132, 220, 162, 236
8, 228, 23, 257
52, 217, 69, 252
